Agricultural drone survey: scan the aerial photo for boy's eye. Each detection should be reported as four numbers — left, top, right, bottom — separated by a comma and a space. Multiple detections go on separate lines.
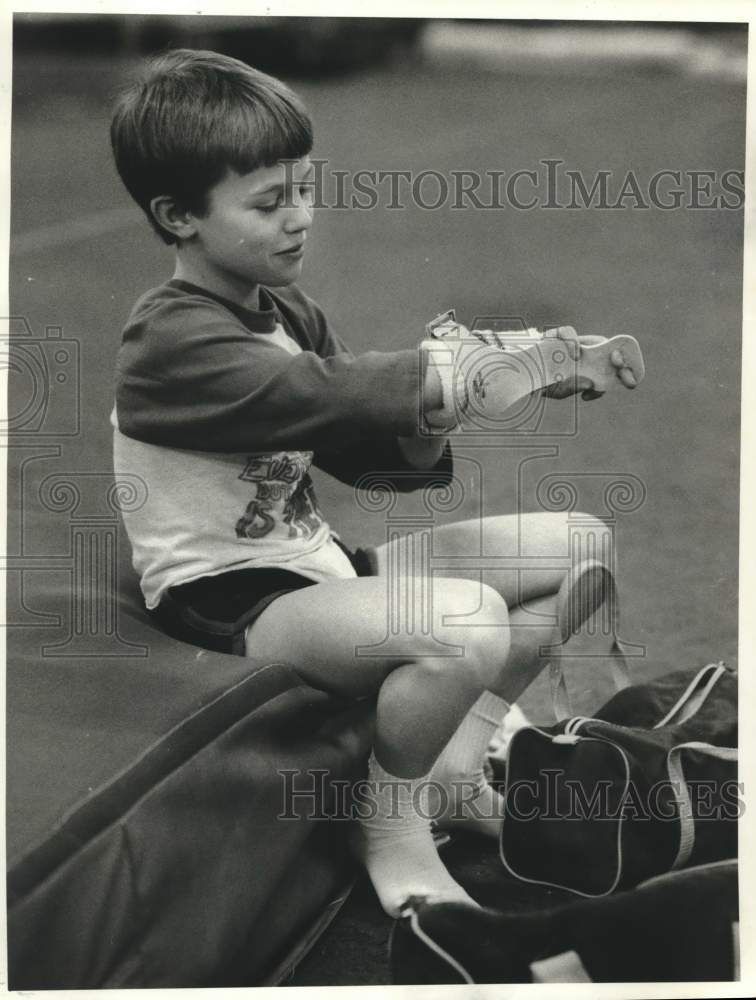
254, 183, 314, 214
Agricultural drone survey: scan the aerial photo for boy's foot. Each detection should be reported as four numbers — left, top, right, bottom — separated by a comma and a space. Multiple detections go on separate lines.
352, 752, 480, 918
350, 820, 479, 918
487, 702, 530, 765
427, 781, 505, 841
428, 691, 510, 840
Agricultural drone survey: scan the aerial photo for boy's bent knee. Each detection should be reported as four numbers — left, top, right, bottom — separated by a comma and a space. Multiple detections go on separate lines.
477, 581, 510, 619
430, 580, 510, 689
433, 578, 509, 621
398, 654, 491, 704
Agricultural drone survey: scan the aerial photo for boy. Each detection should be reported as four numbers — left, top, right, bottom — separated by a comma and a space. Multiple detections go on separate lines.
110, 49, 641, 917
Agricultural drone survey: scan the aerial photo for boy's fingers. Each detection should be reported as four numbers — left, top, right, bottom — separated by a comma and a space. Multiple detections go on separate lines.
610, 348, 624, 367
610, 348, 639, 388
546, 333, 639, 390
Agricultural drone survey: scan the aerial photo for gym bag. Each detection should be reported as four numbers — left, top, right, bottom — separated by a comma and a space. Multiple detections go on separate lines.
390, 859, 739, 984
494, 661, 738, 897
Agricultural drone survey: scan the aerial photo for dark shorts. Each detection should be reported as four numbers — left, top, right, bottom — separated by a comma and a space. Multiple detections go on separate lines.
148, 539, 379, 657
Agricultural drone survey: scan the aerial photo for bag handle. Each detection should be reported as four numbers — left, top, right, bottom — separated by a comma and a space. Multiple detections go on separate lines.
653, 661, 730, 729
666, 740, 738, 870
402, 905, 474, 984
549, 561, 631, 721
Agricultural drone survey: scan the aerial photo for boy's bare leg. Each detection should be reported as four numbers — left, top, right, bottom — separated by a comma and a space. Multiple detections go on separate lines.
246, 574, 510, 914
372, 511, 616, 837
248, 575, 510, 772
372, 511, 613, 678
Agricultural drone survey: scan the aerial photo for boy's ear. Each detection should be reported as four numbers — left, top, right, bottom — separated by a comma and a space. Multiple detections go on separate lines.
149, 196, 198, 241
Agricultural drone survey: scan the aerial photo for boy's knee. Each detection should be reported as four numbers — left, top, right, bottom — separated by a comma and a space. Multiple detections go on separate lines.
408, 655, 490, 704
477, 581, 510, 619
434, 577, 508, 619
437, 580, 509, 687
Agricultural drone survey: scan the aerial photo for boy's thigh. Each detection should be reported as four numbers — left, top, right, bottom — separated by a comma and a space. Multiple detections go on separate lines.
244, 574, 501, 698
372, 512, 598, 605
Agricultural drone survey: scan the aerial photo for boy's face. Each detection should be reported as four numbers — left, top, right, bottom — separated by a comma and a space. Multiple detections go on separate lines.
189, 156, 315, 294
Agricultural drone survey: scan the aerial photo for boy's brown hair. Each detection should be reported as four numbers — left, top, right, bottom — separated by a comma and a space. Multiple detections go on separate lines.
110, 48, 313, 244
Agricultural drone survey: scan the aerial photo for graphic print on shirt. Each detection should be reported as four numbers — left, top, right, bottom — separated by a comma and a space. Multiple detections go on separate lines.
235, 451, 324, 540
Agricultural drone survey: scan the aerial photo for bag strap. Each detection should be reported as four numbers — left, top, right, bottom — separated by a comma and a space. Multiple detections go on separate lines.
653, 661, 730, 729
402, 906, 474, 984
549, 561, 631, 720
666, 741, 738, 870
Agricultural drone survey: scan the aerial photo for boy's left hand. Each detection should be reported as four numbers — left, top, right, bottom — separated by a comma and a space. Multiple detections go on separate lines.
541, 327, 638, 400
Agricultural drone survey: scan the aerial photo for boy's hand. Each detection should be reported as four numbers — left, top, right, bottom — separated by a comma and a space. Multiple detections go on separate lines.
422, 313, 644, 427
540, 327, 638, 400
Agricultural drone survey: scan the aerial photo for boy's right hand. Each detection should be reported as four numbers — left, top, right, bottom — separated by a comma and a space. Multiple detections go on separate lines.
540, 327, 640, 400
420, 313, 644, 428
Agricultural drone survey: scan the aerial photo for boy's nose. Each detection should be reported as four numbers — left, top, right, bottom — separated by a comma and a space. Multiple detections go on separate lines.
284, 196, 313, 233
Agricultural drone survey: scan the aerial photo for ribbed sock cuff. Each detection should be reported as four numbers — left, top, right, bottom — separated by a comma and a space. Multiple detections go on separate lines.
470, 691, 510, 728
431, 691, 510, 786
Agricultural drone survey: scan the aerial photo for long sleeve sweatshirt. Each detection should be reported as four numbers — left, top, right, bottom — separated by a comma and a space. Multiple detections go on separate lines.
112, 279, 452, 608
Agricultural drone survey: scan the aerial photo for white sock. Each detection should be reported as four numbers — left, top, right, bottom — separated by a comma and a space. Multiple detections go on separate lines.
429, 691, 510, 837
352, 751, 479, 917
